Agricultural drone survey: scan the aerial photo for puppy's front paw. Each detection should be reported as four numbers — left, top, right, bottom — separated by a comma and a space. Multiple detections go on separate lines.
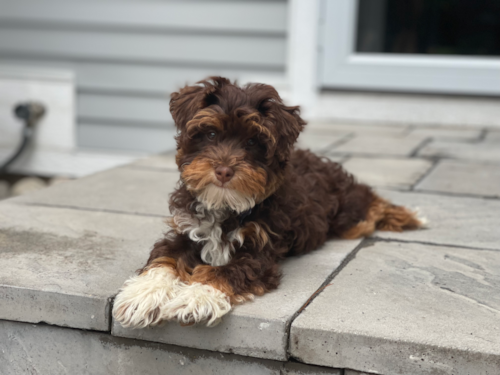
113, 266, 185, 329
164, 283, 232, 327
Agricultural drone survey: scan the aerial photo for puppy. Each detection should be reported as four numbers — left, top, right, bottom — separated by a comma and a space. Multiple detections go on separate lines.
113, 77, 424, 328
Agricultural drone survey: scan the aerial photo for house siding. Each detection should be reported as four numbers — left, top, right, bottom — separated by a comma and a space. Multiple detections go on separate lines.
0, 0, 288, 152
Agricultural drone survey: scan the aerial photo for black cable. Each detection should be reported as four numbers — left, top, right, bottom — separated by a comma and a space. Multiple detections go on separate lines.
0, 102, 46, 175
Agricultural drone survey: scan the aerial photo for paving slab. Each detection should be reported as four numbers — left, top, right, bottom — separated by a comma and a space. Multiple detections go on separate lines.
375, 189, 500, 251
486, 131, 500, 142
290, 241, 500, 375
418, 139, 500, 162
343, 157, 433, 189
328, 135, 425, 157
416, 160, 500, 198
12, 167, 179, 216
129, 152, 178, 171
344, 371, 373, 375
0, 320, 282, 375
283, 362, 341, 375
407, 127, 482, 141
0, 202, 164, 330
296, 132, 346, 153
306, 122, 408, 137
0, 181, 8, 200
112, 239, 361, 361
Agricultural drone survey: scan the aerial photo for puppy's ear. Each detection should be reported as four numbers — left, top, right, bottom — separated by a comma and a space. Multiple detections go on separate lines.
270, 103, 306, 163
170, 85, 205, 131
170, 77, 230, 131
249, 84, 306, 163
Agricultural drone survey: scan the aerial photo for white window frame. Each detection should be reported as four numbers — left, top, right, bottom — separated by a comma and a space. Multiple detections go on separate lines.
319, 0, 500, 96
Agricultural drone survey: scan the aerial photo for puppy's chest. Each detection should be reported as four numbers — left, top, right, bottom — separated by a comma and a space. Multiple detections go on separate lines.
171, 209, 243, 267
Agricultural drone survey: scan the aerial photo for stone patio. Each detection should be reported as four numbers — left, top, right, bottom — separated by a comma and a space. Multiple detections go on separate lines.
1, 122, 500, 375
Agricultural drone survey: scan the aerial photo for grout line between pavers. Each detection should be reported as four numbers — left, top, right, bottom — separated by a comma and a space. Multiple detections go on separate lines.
284, 238, 376, 359
327, 152, 431, 160
478, 129, 488, 142
409, 137, 432, 157
381, 183, 500, 201
327, 132, 356, 151
371, 236, 500, 253
409, 158, 440, 191
412, 187, 500, 201
471, 128, 488, 143
16, 202, 167, 218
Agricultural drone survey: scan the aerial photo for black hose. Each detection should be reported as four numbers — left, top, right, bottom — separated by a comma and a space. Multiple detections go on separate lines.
0, 102, 46, 175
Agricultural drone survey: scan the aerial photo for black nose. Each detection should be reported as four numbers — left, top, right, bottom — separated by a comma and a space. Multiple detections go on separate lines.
215, 166, 234, 184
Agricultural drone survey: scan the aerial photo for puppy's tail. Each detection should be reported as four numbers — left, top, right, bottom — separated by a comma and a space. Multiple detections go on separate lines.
341, 195, 426, 239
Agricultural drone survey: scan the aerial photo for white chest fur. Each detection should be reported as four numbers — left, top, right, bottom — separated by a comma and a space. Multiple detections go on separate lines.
171, 206, 243, 267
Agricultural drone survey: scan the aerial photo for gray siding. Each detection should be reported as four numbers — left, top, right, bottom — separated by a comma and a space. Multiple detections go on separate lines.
0, 0, 288, 152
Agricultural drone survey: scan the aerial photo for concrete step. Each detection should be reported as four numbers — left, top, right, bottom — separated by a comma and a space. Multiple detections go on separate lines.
1, 143, 500, 375
0, 320, 342, 375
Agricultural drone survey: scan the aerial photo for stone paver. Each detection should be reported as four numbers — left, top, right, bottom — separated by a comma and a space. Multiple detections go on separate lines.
486, 131, 500, 142
416, 160, 500, 198
0, 202, 164, 331
129, 152, 178, 171
0, 320, 282, 375
290, 241, 500, 375
407, 127, 482, 141
12, 167, 178, 216
342, 157, 433, 189
0, 181, 8, 200
296, 133, 346, 153
2, 120, 500, 375
283, 362, 341, 375
376, 189, 500, 251
306, 122, 408, 137
418, 139, 500, 162
112, 239, 361, 361
329, 135, 425, 157
344, 371, 373, 375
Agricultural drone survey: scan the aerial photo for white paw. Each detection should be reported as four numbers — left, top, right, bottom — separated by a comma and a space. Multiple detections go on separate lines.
112, 267, 185, 329
414, 207, 430, 228
163, 283, 232, 327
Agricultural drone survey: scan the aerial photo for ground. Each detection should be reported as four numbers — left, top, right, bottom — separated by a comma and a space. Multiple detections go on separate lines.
0, 122, 499, 375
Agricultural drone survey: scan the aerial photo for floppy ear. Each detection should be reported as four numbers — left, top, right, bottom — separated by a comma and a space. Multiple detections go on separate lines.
270, 103, 306, 163
248, 83, 306, 164
169, 85, 205, 132
170, 76, 231, 131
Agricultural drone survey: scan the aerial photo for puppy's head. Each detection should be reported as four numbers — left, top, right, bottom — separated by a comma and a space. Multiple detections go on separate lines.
170, 77, 305, 213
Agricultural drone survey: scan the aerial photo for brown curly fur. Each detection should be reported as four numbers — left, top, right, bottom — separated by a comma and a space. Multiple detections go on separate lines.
139, 77, 423, 316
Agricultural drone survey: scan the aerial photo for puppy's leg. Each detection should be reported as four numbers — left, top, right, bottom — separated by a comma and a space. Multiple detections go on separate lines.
341, 194, 425, 239
113, 257, 189, 328
164, 251, 281, 327
113, 232, 281, 328
113, 235, 199, 329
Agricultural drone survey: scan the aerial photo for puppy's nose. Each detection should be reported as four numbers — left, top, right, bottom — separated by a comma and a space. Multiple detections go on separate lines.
215, 166, 234, 184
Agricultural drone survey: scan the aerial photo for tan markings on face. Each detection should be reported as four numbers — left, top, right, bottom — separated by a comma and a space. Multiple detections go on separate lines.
185, 108, 223, 138
242, 113, 276, 146
181, 157, 216, 191
230, 162, 266, 198
181, 153, 267, 200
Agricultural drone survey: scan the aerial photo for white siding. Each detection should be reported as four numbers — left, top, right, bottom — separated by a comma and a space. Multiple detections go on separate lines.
0, 0, 288, 152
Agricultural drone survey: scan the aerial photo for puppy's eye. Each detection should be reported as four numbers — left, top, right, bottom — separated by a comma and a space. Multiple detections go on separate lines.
206, 131, 217, 140
247, 138, 257, 147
